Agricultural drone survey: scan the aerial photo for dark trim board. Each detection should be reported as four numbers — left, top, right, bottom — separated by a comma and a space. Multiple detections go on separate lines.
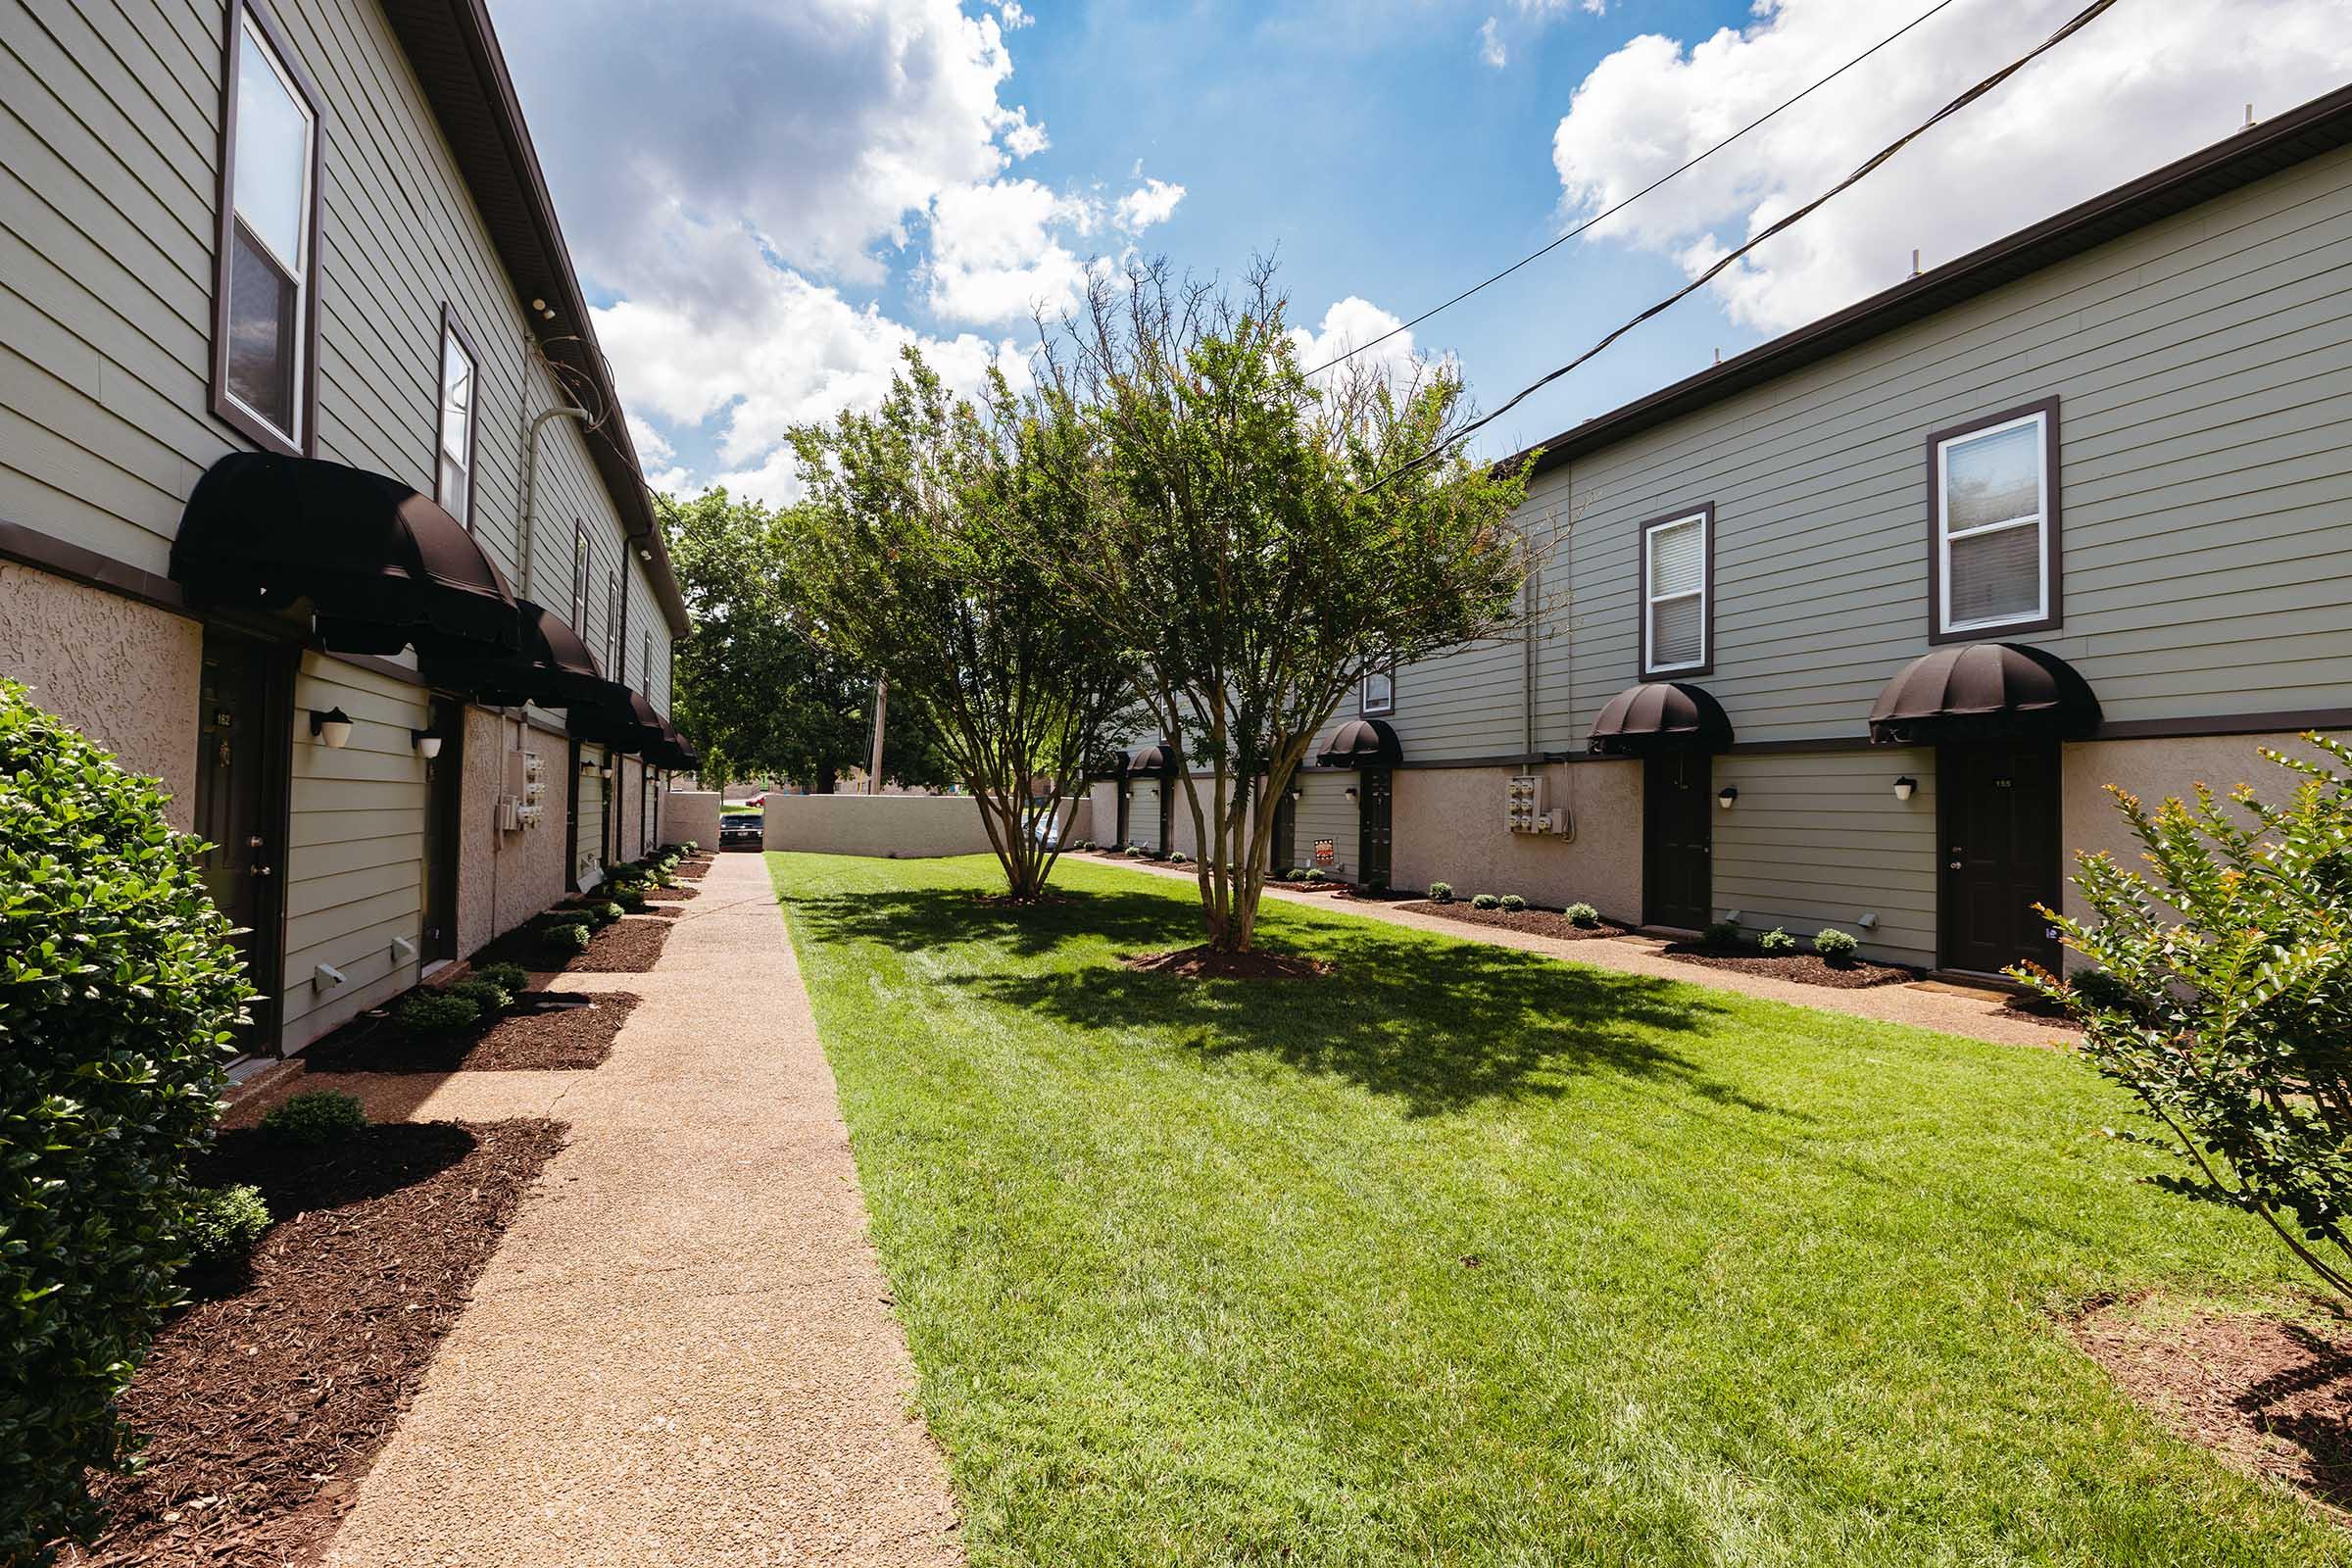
0, 517, 187, 612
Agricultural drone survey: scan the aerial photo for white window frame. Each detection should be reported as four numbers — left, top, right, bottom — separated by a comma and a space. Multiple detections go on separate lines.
435, 307, 478, 527
1640, 509, 1710, 677
213, 2, 319, 455
1361, 665, 1395, 715
1935, 407, 2052, 636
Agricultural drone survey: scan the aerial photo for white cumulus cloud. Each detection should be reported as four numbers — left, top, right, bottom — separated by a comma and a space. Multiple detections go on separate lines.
1477, 18, 1506, 69
1548, 0, 2352, 335
1114, 177, 1188, 230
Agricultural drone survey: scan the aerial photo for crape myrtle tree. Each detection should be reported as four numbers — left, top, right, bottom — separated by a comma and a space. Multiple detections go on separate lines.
1044, 261, 1534, 953
661, 487, 952, 792
2019, 735, 2352, 1303
781, 348, 1138, 901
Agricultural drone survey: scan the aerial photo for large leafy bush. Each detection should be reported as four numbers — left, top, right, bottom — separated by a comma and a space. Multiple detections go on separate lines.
0, 679, 250, 1558
2019, 735, 2352, 1301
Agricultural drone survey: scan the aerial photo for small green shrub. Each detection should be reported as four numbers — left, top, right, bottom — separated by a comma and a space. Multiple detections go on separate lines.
1703, 920, 1741, 949
393, 989, 481, 1035
612, 888, 648, 913
1564, 902, 1599, 928
446, 978, 512, 1016
1304, 869, 1329, 884
1168, 850, 1190, 864
1759, 927, 1797, 954
1471, 893, 1500, 910
1281, 867, 1306, 882
1427, 881, 1453, 904
2066, 966, 2141, 1015
1498, 894, 1527, 913
259, 1091, 368, 1148
678, 840, 700, 854
1, 679, 251, 1556
1813, 928, 1861, 963
1125, 845, 1147, 858
544, 921, 594, 958
178, 1184, 270, 1272
595, 900, 627, 926
472, 961, 530, 998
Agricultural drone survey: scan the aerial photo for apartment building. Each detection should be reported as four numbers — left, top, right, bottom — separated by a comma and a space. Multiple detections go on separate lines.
1221, 84, 2352, 977
1, 0, 696, 1054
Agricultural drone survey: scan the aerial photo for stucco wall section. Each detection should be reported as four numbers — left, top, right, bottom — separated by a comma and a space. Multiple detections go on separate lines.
490, 720, 569, 940
0, 564, 200, 828
663, 791, 722, 849
2060, 730, 2334, 935
1391, 762, 1642, 919
760, 794, 1080, 858
455, 706, 504, 958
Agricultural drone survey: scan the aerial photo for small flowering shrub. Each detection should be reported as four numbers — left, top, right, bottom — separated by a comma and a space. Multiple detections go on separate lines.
1304, 869, 1329, 885
1498, 895, 1527, 913
1471, 894, 1500, 910
1427, 881, 1453, 904
1759, 927, 1797, 954
1564, 902, 1600, 928
2018, 735, 2352, 1303
1812, 928, 1860, 963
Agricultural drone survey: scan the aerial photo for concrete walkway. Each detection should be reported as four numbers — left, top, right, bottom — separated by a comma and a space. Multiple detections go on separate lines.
1103, 856, 2077, 1051
319, 854, 963, 1567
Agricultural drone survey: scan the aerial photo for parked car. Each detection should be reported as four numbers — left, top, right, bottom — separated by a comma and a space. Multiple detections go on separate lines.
720, 811, 762, 849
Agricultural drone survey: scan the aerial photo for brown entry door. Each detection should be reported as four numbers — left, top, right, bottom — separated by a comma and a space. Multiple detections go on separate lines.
1643, 752, 1712, 931
1939, 742, 2062, 975
1357, 768, 1394, 889
193, 632, 287, 1045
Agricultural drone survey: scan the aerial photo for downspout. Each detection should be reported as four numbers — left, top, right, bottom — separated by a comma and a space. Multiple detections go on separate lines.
519, 402, 592, 599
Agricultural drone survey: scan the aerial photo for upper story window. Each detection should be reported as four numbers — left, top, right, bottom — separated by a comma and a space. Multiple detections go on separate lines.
1639, 506, 1712, 677
605, 567, 621, 673
1931, 398, 2060, 640
570, 520, 591, 641
436, 309, 478, 526
212, 3, 320, 455
1361, 666, 1395, 715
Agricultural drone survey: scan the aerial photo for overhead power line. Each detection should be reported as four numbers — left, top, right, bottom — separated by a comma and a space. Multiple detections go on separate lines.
1306, 0, 1966, 377
1376, 0, 2124, 487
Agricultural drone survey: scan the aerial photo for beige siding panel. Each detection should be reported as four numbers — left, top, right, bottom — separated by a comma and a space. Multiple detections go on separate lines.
280, 654, 427, 1048
572, 743, 607, 886
1293, 772, 1358, 883
1710, 751, 1938, 967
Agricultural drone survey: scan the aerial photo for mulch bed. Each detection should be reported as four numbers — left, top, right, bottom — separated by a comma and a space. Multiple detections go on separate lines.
1123, 945, 1333, 980
574, 916, 673, 971
70, 1119, 565, 1567
299, 993, 642, 1074
2077, 1300, 2352, 1516
1398, 900, 1635, 940
646, 882, 700, 902
1659, 943, 1918, 990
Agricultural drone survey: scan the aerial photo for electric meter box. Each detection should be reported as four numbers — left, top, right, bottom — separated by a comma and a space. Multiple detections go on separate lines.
1506, 773, 1545, 834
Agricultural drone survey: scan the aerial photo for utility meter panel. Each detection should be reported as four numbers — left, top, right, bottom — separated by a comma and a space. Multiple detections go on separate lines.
1506, 773, 1546, 834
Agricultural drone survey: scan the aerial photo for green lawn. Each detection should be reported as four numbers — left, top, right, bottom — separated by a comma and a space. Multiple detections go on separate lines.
768, 851, 2344, 1566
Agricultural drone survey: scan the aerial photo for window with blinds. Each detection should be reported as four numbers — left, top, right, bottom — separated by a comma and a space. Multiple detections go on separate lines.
1936, 406, 2054, 635
1642, 510, 1710, 676
212, 5, 318, 455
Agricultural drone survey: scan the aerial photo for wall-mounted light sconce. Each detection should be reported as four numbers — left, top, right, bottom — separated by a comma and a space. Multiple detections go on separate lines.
1344, 785, 1359, 801
1716, 785, 1740, 809
1892, 776, 1917, 802
310, 708, 353, 748
580, 759, 600, 774
1287, 787, 1303, 802
411, 727, 443, 760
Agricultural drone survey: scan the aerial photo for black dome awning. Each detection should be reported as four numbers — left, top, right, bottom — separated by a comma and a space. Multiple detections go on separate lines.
1868, 642, 2099, 746
1127, 741, 1181, 778
421, 600, 606, 709
1588, 682, 1733, 756
648, 716, 698, 771
1318, 717, 1401, 768
570, 684, 665, 754
172, 452, 519, 658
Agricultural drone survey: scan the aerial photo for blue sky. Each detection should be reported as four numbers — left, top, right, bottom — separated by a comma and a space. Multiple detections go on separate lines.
489, 0, 2351, 503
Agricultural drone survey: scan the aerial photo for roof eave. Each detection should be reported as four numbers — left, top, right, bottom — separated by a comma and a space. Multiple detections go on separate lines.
1503, 81, 2352, 481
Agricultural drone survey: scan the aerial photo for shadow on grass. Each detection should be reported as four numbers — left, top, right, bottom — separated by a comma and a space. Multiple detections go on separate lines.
798, 885, 1770, 1119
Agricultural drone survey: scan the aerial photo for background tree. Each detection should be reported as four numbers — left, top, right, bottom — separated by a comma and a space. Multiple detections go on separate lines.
1044, 260, 1533, 952
781, 349, 1137, 899
661, 488, 951, 791
2020, 735, 2352, 1303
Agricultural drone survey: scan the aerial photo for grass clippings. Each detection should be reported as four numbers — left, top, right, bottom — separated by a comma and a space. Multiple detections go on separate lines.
1661, 942, 1917, 989
2077, 1299, 2352, 1517
300, 994, 642, 1074
1397, 899, 1633, 941
766, 849, 2338, 1565
70, 1120, 564, 1567
1121, 944, 1332, 980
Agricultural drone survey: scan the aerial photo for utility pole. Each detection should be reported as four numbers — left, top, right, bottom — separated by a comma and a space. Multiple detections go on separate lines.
867, 678, 887, 795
